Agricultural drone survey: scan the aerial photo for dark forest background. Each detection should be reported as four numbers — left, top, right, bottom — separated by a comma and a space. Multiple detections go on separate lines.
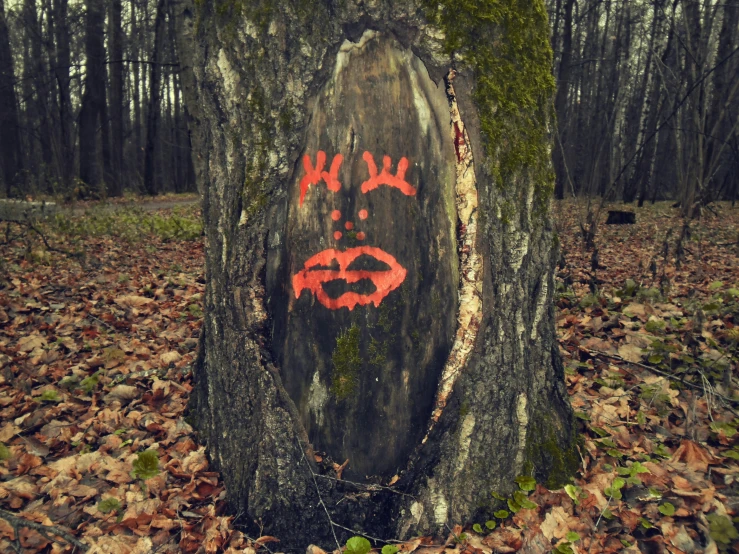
0, 0, 737, 212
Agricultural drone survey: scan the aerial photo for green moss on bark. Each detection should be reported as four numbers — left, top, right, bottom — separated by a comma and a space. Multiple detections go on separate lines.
522, 406, 580, 489
423, 0, 556, 222
331, 325, 362, 400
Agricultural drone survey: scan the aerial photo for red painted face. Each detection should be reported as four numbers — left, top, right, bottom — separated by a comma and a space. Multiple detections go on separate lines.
293, 150, 416, 310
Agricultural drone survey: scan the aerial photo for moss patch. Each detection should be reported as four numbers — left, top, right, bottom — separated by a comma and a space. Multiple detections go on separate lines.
331, 325, 362, 400
522, 406, 580, 489
423, 0, 555, 223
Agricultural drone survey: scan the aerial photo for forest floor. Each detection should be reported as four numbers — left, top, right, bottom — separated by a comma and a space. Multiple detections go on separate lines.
1, 199, 739, 554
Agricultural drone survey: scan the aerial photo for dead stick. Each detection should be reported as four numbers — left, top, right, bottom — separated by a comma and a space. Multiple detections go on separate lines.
0, 508, 88, 552
584, 348, 739, 410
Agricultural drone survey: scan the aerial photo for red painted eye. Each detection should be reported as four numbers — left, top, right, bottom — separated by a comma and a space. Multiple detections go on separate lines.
358, 209, 368, 220
356, 232, 366, 241
331, 210, 341, 221
345, 221, 354, 230
334, 231, 342, 240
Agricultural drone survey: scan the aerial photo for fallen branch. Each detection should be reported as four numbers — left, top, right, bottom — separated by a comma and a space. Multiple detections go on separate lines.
583, 348, 739, 409
0, 508, 88, 552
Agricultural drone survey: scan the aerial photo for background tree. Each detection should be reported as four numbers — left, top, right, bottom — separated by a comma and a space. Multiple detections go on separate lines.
175, 0, 578, 549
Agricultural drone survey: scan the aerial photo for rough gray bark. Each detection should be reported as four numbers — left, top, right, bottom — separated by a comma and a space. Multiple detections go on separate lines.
108, 0, 124, 196
143, 0, 167, 195
0, 0, 23, 197
78, 0, 106, 193
176, 0, 576, 550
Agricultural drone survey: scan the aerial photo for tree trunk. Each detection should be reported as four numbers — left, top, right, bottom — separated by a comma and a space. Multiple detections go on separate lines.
176, 0, 577, 549
52, 0, 73, 191
0, 0, 23, 197
78, 0, 106, 194
108, 0, 124, 196
553, 0, 574, 199
143, 0, 166, 196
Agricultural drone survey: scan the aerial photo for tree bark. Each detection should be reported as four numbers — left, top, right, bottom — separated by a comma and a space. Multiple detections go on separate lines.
108, 0, 124, 196
78, 0, 106, 194
143, 0, 167, 196
552, 0, 574, 199
176, 0, 577, 549
0, 0, 23, 197
52, 0, 73, 191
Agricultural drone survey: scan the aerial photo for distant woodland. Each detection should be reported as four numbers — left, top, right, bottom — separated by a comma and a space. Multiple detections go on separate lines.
0, 0, 737, 212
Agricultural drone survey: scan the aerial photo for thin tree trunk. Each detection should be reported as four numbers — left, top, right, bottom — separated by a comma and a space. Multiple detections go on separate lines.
0, 0, 23, 197
108, 0, 124, 196
553, 0, 574, 199
143, 0, 167, 196
78, 0, 106, 194
52, 0, 72, 190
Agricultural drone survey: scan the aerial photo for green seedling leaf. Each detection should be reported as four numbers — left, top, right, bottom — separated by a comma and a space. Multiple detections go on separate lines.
648, 354, 663, 364
574, 411, 590, 421
513, 490, 537, 509
564, 484, 581, 504
507, 499, 521, 513
625, 476, 642, 486
724, 449, 739, 460
640, 518, 654, 529
494, 510, 509, 519
591, 427, 610, 437
631, 461, 650, 474
706, 514, 739, 545
472, 523, 483, 534
485, 520, 496, 530
554, 543, 574, 554
38, 390, 61, 403
381, 546, 399, 554
515, 475, 537, 491
648, 488, 662, 499
602, 509, 614, 520
710, 422, 738, 438
607, 448, 625, 458
131, 450, 160, 480
80, 372, 100, 393
658, 503, 675, 516
113, 429, 127, 436
98, 498, 122, 513
612, 477, 626, 490
616, 466, 631, 476
345, 537, 371, 554
0, 443, 10, 461
565, 532, 580, 542
709, 281, 724, 291
491, 491, 506, 501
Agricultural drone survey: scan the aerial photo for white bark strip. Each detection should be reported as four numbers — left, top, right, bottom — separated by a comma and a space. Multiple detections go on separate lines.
422, 72, 483, 444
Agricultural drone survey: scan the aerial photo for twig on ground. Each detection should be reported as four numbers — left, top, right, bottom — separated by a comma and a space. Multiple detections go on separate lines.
583, 348, 739, 414
312, 474, 417, 499
0, 508, 88, 552
296, 437, 341, 550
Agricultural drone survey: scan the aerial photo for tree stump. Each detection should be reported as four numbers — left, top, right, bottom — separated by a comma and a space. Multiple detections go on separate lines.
606, 210, 636, 224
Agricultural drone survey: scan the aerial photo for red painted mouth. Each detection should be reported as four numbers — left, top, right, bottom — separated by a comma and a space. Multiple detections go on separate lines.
293, 246, 407, 310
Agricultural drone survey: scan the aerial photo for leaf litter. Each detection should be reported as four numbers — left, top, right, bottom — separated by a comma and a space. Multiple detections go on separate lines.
2, 200, 739, 553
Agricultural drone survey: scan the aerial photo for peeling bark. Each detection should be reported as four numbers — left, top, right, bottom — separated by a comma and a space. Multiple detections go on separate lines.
175, 1, 576, 550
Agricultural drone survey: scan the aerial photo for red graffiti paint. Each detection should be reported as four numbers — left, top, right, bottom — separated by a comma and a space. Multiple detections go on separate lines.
356, 232, 366, 241
334, 231, 342, 240
299, 151, 343, 206
360, 152, 416, 196
345, 221, 354, 230
293, 247, 407, 310
331, 210, 342, 221
358, 209, 368, 220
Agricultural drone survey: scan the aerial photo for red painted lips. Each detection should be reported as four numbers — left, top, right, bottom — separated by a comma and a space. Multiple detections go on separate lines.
292, 246, 406, 310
